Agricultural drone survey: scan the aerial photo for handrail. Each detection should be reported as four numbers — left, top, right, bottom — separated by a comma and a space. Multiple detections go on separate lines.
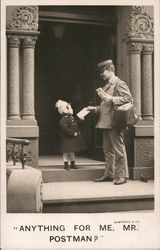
6, 138, 30, 145
6, 137, 30, 169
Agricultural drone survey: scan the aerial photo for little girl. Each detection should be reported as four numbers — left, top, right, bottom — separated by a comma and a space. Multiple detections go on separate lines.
55, 100, 86, 170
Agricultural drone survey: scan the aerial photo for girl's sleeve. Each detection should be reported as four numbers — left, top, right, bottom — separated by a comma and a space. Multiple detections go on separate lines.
75, 115, 84, 126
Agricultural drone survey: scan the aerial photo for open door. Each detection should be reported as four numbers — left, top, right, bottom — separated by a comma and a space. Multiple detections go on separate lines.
35, 11, 116, 159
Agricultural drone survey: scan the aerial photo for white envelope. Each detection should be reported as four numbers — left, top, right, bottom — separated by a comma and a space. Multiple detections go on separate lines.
77, 107, 90, 119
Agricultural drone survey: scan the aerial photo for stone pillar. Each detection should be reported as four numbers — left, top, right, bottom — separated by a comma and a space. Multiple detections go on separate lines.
123, 6, 154, 180
127, 42, 142, 119
141, 44, 154, 120
6, 6, 40, 167
21, 36, 37, 121
8, 35, 21, 120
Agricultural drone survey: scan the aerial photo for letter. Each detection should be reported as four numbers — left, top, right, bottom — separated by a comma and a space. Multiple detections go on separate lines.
49, 236, 54, 242
25, 225, 31, 231
86, 225, 91, 231
131, 225, 137, 231
73, 236, 80, 242
44, 225, 50, 231
74, 225, 78, 231
81, 236, 85, 242
60, 225, 65, 231
61, 236, 66, 242
86, 236, 92, 242
31, 225, 37, 231
19, 226, 25, 231
66, 235, 72, 242
99, 225, 107, 231
54, 236, 60, 242
108, 225, 113, 231
37, 225, 43, 231
94, 235, 98, 242
52, 225, 59, 231
79, 225, 85, 231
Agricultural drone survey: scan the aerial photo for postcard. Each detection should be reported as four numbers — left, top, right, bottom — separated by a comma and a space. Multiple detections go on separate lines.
77, 107, 90, 119
96, 87, 107, 99
1, 0, 160, 249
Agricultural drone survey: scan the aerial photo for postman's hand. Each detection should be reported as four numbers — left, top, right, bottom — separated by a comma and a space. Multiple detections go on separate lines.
102, 94, 113, 103
87, 106, 96, 112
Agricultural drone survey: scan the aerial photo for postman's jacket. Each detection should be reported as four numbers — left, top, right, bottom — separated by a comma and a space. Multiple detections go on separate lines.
96, 77, 133, 129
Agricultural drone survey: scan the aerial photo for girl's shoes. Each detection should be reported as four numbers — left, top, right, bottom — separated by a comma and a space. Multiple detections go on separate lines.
64, 161, 78, 170
64, 162, 70, 170
71, 161, 78, 169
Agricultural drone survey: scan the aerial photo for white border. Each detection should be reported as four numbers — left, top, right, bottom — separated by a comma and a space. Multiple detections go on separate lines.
1, 0, 160, 248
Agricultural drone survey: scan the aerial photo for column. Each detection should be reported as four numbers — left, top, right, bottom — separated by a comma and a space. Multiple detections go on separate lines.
141, 44, 154, 120
21, 36, 37, 121
8, 35, 21, 120
127, 42, 142, 119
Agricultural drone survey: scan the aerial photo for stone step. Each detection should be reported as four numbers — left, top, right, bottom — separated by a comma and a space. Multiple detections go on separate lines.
39, 155, 105, 167
39, 155, 106, 182
42, 180, 154, 213
40, 164, 105, 182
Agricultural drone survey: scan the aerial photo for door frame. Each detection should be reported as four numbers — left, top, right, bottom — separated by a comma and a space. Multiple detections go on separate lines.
39, 7, 117, 27
37, 7, 117, 157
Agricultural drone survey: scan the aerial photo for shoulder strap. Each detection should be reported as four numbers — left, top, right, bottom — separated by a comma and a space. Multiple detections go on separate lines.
113, 78, 122, 94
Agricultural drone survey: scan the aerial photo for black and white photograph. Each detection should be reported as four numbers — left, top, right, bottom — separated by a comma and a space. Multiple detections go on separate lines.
1, 0, 160, 248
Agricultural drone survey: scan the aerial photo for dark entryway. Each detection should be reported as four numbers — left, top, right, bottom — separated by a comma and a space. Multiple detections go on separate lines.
35, 6, 116, 156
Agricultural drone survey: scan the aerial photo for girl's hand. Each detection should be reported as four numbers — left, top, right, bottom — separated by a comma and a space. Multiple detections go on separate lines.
79, 116, 85, 120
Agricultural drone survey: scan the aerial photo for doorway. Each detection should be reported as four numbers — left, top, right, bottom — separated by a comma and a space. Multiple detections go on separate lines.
35, 15, 116, 156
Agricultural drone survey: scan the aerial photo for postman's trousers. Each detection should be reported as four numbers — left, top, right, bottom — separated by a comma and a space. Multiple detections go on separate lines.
102, 129, 129, 180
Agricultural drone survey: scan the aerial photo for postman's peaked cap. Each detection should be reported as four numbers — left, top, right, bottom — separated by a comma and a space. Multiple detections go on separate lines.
97, 59, 113, 71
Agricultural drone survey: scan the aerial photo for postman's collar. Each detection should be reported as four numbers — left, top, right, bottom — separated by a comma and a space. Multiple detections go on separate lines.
108, 76, 119, 85
103, 76, 119, 91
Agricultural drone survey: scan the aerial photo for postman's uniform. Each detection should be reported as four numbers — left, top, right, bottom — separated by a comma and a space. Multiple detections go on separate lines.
96, 76, 133, 180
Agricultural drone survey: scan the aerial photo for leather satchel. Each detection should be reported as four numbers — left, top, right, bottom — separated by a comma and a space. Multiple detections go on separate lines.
111, 102, 139, 130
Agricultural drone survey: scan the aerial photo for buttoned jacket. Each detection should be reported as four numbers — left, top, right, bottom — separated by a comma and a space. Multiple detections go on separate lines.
96, 77, 133, 129
59, 114, 80, 138
58, 113, 85, 153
